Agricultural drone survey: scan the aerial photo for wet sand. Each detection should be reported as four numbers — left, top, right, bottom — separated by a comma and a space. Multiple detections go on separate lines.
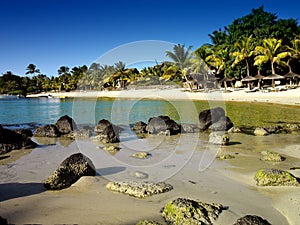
1, 133, 300, 224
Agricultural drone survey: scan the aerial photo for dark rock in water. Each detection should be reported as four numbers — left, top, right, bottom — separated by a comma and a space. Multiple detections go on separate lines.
146, 116, 180, 135
209, 116, 233, 131
55, 115, 77, 134
254, 168, 300, 186
181, 123, 200, 133
136, 220, 162, 225
34, 124, 61, 137
0, 216, 8, 225
199, 107, 225, 131
233, 215, 272, 225
0, 125, 38, 155
132, 121, 147, 134
13, 128, 33, 138
94, 119, 119, 143
44, 153, 96, 190
161, 198, 227, 225
106, 181, 173, 198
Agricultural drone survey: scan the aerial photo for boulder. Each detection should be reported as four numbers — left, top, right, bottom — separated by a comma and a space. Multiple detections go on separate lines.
0, 125, 38, 155
254, 127, 269, 136
132, 121, 147, 134
209, 132, 230, 145
260, 151, 284, 162
55, 115, 77, 134
0, 216, 8, 225
34, 124, 60, 137
94, 119, 119, 143
106, 181, 173, 198
181, 123, 200, 133
254, 169, 300, 186
161, 198, 227, 225
209, 116, 233, 131
233, 215, 271, 225
146, 116, 180, 135
44, 153, 96, 190
13, 128, 33, 138
199, 107, 225, 131
136, 220, 162, 225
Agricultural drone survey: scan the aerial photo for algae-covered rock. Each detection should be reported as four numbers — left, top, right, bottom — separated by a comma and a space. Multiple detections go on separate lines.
130, 171, 149, 179
161, 198, 227, 225
103, 145, 120, 155
233, 215, 272, 225
132, 151, 152, 159
260, 151, 284, 162
254, 169, 300, 186
209, 132, 230, 145
44, 153, 96, 190
136, 220, 163, 225
218, 154, 235, 160
106, 181, 173, 198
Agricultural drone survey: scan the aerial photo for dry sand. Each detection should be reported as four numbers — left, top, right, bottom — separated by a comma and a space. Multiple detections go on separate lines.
27, 86, 300, 106
1, 133, 300, 225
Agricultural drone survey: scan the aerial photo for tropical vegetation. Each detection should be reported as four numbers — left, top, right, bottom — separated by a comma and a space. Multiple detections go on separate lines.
1, 6, 300, 96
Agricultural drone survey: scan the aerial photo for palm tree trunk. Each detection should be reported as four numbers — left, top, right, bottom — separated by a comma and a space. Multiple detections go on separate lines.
246, 59, 250, 77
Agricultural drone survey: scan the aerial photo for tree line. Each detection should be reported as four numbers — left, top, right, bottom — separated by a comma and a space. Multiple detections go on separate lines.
1, 6, 300, 95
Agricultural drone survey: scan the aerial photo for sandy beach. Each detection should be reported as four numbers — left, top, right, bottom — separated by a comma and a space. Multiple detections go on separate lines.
27, 86, 300, 106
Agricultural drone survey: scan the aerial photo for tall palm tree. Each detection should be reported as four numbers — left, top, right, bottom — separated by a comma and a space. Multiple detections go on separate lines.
206, 45, 231, 90
285, 36, 300, 73
166, 44, 193, 70
231, 35, 256, 77
26, 63, 40, 77
254, 38, 289, 75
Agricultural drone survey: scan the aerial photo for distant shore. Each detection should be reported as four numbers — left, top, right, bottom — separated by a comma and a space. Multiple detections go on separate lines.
27, 86, 300, 106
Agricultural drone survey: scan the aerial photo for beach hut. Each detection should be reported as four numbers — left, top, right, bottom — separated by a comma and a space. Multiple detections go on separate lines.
254, 72, 265, 89
219, 77, 234, 90
263, 74, 285, 88
284, 71, 299, 87
241, 75, 257, 90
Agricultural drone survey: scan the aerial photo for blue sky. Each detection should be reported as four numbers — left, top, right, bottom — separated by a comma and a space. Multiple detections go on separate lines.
0, 0, 299, 76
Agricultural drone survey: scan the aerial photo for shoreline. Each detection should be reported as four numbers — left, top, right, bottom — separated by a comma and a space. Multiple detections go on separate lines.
26, 87, 300, 106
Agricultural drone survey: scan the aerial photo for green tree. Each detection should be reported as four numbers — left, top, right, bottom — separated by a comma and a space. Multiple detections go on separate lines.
26, 63, 40, 77
254, 38, 289, 75
231, 35, 256, 77
166, 44, 193, 70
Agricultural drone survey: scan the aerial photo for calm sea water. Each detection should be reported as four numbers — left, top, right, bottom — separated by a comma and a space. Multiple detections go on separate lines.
0, 97, 299, 127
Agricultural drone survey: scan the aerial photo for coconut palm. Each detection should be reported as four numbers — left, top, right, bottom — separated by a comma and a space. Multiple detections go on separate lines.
254, 38, 289, 75
166, 44, 193, 70
231, 35, 256, 77
284, 36, 300, 73
26, 64, 40, 77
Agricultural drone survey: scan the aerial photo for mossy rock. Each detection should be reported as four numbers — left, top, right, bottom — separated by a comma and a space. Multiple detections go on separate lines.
132, 151, 152, 159
218, 154, 235, 160
260, 151, 284, 162
161, 198, 227, 225
255, 169, 300, 186
136, 220, 162, 225
106, 181, 173, 198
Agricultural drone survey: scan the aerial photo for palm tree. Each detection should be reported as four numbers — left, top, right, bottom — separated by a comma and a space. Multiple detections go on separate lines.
231, 35, 256, 77
254, 38, 289, 75
26, 64, 40, 77
206, 45, 231, 90
285, 36, 300, 73
166, 44, 193, 70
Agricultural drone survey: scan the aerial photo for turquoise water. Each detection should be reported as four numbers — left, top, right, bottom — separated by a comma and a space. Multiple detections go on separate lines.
0, 98, 299, 126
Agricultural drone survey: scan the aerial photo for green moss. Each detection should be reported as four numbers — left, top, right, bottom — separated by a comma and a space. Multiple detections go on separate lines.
255, 169, 300, 186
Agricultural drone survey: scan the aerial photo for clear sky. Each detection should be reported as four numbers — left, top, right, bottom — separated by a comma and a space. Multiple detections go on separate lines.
1, 0, 299, 76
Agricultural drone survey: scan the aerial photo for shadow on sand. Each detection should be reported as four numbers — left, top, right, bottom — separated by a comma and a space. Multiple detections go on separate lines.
0, 182, 45, 202
96, 166, 126, 176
